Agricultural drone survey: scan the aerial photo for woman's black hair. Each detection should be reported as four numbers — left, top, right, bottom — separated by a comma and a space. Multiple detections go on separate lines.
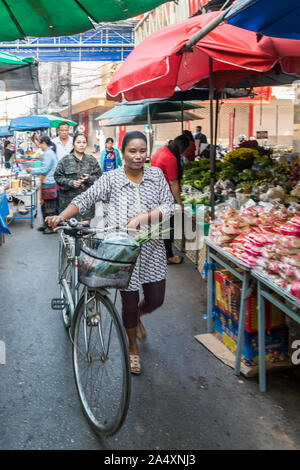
73, 132, 87, 144
40, 135, 56, 153
167, 134, 190, 181
121, 131, 147, 153
4, 140, 11, 148
183, 130, 194, 142
105, 137, 114, 144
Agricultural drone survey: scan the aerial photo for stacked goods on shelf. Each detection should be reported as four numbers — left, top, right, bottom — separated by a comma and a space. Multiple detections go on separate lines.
214, 269, 289, 366
209, 203, 300, 299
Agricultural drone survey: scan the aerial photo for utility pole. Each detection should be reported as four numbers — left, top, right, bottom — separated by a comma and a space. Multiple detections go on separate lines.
34, 93, 39, 114
4, 94, 8, 125
67, 62, 72, 121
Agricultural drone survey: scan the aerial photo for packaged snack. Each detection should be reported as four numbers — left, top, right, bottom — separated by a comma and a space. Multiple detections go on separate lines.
262, 247, 279, 260
281, 254, 300, 268
280, 223, 300, 237
290, 280, 300, 300
279, 236, 300, 249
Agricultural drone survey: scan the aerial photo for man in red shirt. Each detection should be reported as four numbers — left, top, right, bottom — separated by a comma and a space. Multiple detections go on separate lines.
151, 134, 189, 264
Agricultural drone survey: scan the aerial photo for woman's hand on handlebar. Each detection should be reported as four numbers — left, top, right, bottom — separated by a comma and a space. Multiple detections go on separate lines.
45, 215, 64, 228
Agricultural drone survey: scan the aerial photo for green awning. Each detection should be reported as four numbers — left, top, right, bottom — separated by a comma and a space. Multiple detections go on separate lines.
96, 101, 204, 121
0, 51, 35, 66
0, 51, 39, 92
0, 1, 169, 40
102, 111, 203, 127
38, 114, 77, 128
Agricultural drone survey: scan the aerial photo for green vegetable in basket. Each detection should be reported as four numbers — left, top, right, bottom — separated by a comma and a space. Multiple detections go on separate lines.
92, 222, 171, 278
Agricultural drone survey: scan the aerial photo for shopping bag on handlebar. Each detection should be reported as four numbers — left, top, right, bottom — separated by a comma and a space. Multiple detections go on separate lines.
79, 232, 140, 289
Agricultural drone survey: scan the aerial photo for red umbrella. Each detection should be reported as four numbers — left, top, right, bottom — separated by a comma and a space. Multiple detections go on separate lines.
107, 11, 300, 102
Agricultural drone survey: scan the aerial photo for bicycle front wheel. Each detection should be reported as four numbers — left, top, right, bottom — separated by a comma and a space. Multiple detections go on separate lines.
58, 237, 72, 329
72, 291, 131, 436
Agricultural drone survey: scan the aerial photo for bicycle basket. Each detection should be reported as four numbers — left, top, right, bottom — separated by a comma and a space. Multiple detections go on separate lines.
79, 232, 140, 289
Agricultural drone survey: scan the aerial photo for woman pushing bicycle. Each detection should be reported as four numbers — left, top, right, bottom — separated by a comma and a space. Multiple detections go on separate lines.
46, 131, 174, 375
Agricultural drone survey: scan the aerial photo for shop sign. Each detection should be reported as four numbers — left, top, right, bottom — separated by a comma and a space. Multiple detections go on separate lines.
256, 131, 268, 139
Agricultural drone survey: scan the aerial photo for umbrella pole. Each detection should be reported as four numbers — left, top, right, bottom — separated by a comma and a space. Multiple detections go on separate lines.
209, 57, 216, 220
181, 101, 184, 134
214, 91, 220, 149
147, 104, 152, 159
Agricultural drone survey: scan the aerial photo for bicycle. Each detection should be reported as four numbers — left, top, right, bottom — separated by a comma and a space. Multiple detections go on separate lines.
51, 219, 139, 436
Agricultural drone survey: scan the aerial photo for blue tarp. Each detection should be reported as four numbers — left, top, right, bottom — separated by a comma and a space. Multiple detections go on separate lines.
0, 193, 10, 235
0, 126, 13, 137
226, 0, 300, 40
9, 116, 50, 131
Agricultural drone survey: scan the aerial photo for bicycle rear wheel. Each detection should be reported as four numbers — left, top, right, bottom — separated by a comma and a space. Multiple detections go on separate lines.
72, 290, 131, 436
58, 237, 72, 329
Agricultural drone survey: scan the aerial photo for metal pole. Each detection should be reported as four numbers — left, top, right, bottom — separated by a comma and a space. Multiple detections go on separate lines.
214, 91, 220, 149
147, 104, 152, 159
34, 93, 39, 115
181, 100, 184, 134
209, 57, 216, 220
181, 2, 243, 53
182, 8, 229, 52
68, 62, 72, 121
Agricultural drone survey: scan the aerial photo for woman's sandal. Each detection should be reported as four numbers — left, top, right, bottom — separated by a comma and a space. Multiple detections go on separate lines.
136, 318, 147, 342
129, 354, 141, 375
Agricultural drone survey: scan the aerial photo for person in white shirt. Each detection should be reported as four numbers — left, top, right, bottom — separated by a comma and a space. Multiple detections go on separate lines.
52, 122, 73, 213
52, 122, 73, 161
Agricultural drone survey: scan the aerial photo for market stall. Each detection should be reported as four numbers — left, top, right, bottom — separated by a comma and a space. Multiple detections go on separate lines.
9, 115, 50, 163
253, 270, 300, 392
0, 171, 39, 229
0, 116, 52, 228
199, 199, 300, 391
9, 115, 77, 162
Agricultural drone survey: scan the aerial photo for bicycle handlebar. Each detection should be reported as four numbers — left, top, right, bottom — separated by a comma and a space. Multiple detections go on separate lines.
53, 219, 138, 235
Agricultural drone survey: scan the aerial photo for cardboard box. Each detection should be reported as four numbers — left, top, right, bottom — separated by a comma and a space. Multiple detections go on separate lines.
214, 309, 289, 367
214, 270, 285, 333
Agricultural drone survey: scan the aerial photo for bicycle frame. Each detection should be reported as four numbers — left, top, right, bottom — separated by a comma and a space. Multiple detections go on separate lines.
53, 220, 132, 435
58, 230, 82, 321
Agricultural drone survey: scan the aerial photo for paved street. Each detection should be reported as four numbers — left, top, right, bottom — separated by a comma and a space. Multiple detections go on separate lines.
0, 210, 300, 450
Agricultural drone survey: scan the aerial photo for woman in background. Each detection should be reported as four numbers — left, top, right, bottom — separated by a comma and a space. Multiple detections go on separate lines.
99, 137, 122, 172
54, 132, 102, 224
26, 136, 58, 234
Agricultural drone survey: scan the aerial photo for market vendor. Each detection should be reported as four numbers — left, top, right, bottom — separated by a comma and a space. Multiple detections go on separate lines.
26, 136, 58, 234
182, 130, 196, 162
151, 134, 190, 264
3, 140, 13, 169
54, 132, 102, 225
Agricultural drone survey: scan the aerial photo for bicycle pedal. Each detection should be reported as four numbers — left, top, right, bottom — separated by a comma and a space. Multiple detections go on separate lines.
51, 298, 66, 310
